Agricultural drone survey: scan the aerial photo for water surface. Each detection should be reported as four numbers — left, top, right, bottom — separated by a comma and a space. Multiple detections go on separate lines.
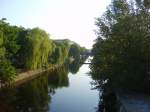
50, 64, 99, 112
0, 60, 99, 112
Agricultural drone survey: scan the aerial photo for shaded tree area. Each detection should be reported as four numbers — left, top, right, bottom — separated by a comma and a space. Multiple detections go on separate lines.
91, 0, 150, 93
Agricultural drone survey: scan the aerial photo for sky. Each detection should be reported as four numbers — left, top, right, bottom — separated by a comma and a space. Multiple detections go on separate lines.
0, 0, 110, 49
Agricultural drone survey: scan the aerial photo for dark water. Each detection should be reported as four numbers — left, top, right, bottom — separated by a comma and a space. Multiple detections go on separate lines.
0, 60, 99, 112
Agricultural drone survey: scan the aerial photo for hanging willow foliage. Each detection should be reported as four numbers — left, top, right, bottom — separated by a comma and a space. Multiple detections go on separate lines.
25, 28, 54, 69
50, 41, 70, 64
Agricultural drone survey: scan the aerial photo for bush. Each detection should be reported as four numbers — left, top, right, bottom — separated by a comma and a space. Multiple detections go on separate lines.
0, 59, 16, 83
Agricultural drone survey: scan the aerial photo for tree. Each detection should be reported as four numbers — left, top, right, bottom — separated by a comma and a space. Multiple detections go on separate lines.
0, 30, 5, 58
0, 59, 16, 83
69, 44, 80, 60
91, 0, 150, 92
24, 28, 54, 69
0, 19, 19, 83
49, 40, 70, 64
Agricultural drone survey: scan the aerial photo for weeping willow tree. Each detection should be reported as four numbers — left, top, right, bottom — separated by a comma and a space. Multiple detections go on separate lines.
0, 19, 87, 83
49, 40, 70, 64
25, 28, 54, 69
58, 41, 70, 63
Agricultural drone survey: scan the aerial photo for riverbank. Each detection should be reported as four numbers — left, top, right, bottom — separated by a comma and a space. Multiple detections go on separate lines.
15, 64, 62, 86
0, 64, 62, 88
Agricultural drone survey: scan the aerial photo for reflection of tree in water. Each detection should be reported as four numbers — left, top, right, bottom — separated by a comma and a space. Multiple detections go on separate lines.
16, 74, 50, 112
0, 58, 87, 112
0, 73, 50, 112
0, 86, 17, 112
48, 65, 69, 89
93, 81, 119, 112
69, 60, 81, 74
69, 56, 88, 74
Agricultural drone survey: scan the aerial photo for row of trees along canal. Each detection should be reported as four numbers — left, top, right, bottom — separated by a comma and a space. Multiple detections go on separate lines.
0, 19, 89, 84
91, 0, 150, 111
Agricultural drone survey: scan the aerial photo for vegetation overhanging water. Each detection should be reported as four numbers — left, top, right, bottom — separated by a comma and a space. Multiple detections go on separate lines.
0, 58, 101, 112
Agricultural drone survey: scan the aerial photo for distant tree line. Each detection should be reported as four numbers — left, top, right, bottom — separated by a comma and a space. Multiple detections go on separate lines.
91, 0, 150, 92
0, 19, 88, 83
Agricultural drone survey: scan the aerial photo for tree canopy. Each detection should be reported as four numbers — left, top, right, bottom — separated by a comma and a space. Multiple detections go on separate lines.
91, 0, 150, 92
0, 19, 87, 83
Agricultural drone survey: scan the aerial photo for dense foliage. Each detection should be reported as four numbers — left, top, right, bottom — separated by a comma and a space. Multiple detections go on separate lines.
23, 28, 54, 69
49, 40, 70, 64
49, 39, 88, 64
0, 20, 20, 83
0, 19, 88, 83
68, 44, 80, 60
0, 59, 16, 83
91, 0, 150, 92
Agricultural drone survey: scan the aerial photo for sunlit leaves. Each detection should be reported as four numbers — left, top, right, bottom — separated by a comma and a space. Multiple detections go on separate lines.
25, 28, 54, 69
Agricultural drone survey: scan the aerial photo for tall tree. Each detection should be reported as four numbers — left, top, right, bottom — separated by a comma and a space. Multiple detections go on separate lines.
24, 28, 54, 69
91, 0, 150, 92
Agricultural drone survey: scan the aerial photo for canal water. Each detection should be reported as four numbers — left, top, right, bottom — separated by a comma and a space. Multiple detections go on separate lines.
0, 59, 99, 112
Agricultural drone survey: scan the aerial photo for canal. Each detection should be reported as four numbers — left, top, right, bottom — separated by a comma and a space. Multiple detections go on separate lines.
0, 59, 99, 112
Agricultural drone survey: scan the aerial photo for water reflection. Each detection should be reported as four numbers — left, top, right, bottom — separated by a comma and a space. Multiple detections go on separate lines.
92, 79, 121, 112
0, 58, 97, 112
48, 65, 69, 89
0, 64, 71, 112
0, 74, 50, 112
68, 60, 81, 74
68, 56, 87, 74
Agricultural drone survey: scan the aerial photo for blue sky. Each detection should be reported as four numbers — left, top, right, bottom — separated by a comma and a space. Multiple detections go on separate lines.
0, 0, 110, 48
